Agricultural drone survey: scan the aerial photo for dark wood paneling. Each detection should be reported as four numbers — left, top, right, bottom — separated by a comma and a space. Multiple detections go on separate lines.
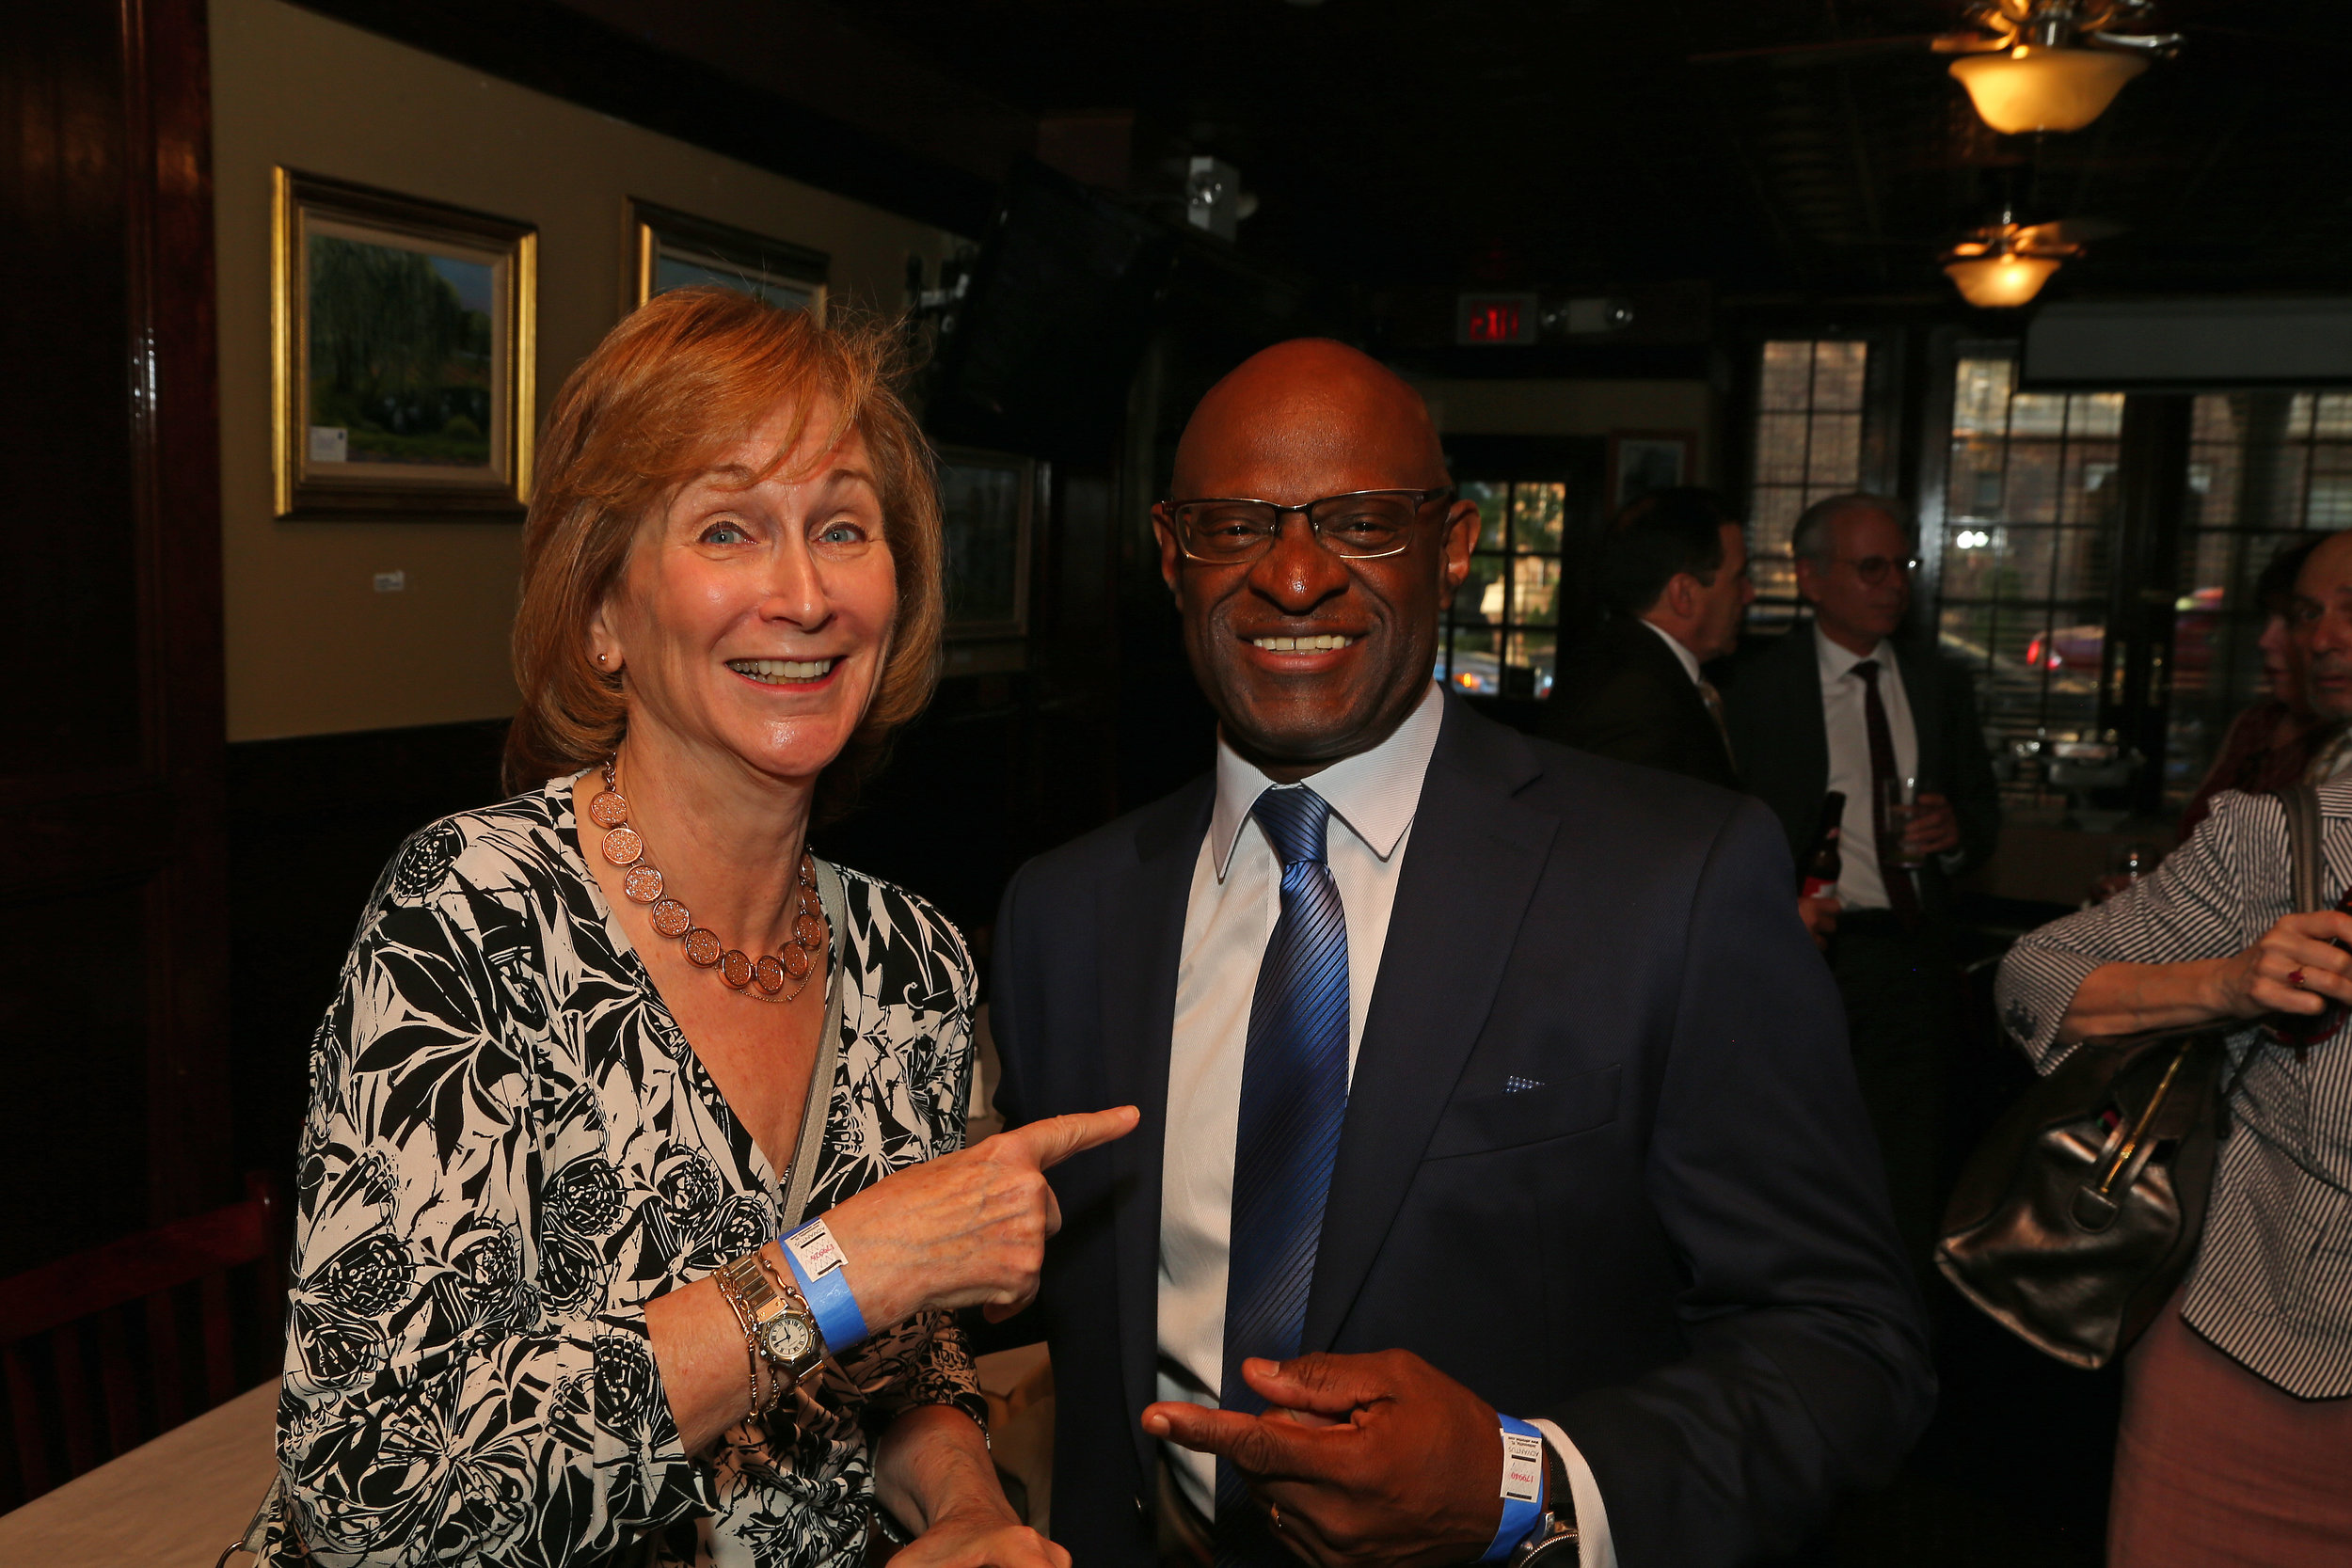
0, 887, 150, 1275
0, 0, 229, 1269
227, 720, 511, 1194
287, 0, 1000, 237
0, 7, 142, 779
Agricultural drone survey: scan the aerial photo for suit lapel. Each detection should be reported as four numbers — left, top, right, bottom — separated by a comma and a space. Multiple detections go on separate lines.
1633, 625, 1738, 784
1301, 701, 1556, 1351
1097, 781, 1210, 1488
1773, 625, 1833, 805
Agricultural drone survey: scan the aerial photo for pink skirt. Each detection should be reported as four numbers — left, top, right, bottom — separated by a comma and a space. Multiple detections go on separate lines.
2108, 1300, 2352, 1566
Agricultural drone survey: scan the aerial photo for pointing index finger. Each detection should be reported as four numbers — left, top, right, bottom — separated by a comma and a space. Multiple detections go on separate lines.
999, 1106, 1140, 1171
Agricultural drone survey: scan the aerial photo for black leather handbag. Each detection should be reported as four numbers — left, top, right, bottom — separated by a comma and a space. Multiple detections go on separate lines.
1933, 784, 2320, 1370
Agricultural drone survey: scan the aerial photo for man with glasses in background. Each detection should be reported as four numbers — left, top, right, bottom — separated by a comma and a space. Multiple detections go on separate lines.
991, 344, 1930, 1568
1724, 492, 2001, 1276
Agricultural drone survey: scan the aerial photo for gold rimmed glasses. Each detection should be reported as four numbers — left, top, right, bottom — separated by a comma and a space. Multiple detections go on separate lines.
1168, 486, 1456, 565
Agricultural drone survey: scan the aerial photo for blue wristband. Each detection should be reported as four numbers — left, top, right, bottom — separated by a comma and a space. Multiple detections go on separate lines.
1479, 1415, 1549, 1563
779, 1217, 869, 1354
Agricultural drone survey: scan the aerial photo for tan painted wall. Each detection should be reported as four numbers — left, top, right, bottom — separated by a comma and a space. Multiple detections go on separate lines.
1413, 377, 1719, 483
212, 0, 958, 740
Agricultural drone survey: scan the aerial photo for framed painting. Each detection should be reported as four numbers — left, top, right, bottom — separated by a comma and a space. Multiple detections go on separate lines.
628, 199, 829, 316
935, 445, 1035, 641
273, 169, 536, 519
1605, 429, 1696, 515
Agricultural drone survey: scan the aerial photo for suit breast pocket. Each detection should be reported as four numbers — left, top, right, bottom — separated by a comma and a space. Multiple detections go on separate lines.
1422, 1063, 1621, 1160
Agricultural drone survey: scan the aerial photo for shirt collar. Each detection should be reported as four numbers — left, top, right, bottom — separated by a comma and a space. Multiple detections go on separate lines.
1636, 616, 1704, 686
1812, 620, 1892, 687
1208, 680, 1445, 880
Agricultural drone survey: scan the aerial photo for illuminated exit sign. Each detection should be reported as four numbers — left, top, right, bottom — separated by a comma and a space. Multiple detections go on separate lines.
1456, 293, 1539, 345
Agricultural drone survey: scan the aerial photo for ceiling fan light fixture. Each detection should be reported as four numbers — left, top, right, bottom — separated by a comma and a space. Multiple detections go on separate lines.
1949, 44, 2147, 133
1945, 252, 2063, 308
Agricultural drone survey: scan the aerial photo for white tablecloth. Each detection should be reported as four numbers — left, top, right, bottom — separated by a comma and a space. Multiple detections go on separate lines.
0, 1354, 1054, 1564
0, 1380, 278, 1567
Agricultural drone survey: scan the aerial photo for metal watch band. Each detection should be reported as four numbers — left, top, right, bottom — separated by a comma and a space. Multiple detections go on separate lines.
1506, 1441, 1579, 1568
1508, 1516, 1581, 1568
716, 1250, 825, 1383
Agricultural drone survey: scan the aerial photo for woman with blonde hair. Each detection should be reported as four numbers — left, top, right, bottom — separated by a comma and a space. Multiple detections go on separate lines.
271, 287, 1133, 1568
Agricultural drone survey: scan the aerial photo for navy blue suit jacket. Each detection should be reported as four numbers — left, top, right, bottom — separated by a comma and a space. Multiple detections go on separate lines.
989, 694, 1932, 1568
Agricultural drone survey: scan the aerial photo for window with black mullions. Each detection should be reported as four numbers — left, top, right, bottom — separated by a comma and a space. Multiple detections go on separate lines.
1438, 436, 1604, 705
1932, 350, 2123, 816
1444, 481, 1565, 700
2164, 391, 2352, 811
1748, 339, 1873, 630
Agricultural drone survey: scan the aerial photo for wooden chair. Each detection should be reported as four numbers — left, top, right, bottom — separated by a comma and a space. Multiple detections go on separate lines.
0, 1173, 286, 1510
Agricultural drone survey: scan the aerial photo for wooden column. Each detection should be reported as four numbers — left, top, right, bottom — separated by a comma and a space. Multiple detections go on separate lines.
0, 0, 230, 1269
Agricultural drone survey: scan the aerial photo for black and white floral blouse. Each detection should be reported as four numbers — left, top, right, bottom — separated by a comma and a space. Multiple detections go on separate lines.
271, 774, 985, 1568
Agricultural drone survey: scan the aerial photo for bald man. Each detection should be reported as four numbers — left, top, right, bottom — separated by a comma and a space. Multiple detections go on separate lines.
989, 341, 1931, 1568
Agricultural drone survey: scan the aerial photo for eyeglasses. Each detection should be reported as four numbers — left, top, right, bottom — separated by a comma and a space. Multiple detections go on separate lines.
1824, 554, 1921, 586
1167, 486, 1456, 565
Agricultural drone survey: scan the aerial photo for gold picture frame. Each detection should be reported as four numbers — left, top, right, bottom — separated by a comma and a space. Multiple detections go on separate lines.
628, 198, 829, 317
273, 168, 537, 518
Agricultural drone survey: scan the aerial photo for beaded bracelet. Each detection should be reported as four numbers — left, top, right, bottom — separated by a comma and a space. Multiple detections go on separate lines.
710, 1269, 772, 1415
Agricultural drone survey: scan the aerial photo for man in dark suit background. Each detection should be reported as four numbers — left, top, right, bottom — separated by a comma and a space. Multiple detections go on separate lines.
1723, 492, 2001, 1272
1542, 487, 1749, 790
990, 341, 1931, 1568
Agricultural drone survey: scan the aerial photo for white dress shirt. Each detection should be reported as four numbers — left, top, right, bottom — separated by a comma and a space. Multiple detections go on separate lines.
1636, 615, 1703, 686
1156, 681, 1616, 1566
1814, 622, 1920, 911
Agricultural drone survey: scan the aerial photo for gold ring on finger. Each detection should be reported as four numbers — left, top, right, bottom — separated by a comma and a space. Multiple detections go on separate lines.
1267, 1504, 1283, 1534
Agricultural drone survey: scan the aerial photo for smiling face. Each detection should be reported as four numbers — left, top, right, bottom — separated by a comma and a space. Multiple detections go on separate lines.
1152, 341, 1476, 777
590, 396, 897, 784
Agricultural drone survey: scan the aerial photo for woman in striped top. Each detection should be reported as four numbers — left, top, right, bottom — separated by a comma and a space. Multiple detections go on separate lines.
1998, 784, 2352, 1567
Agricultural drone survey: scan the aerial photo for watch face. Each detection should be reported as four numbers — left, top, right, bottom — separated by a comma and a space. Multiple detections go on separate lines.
763, 1310, 820, 1365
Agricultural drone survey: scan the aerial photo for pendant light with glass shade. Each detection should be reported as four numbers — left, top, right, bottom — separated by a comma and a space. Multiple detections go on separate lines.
1936, 0, 2181, 134
1940, 215, 2100, 308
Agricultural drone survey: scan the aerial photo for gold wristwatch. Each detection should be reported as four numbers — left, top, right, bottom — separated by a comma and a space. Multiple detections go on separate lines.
715, 1249, 825, 1383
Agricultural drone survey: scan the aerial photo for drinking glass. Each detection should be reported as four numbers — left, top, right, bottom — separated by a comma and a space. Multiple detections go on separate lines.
1881, 775, 1927, 867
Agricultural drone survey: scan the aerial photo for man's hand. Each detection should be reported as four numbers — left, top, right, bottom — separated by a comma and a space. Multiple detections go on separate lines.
1903, 791, 1963, 859
1141, 1351, 1505, 1568
1798, 894, 1840, 949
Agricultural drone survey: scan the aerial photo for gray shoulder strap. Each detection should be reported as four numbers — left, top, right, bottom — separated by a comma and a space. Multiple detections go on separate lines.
781, 858, 850, 1227
2284, 783, 2324, 915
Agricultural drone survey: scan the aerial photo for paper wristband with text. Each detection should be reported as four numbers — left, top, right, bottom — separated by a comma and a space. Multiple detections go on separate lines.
1479, 1415, 1549, 1563
779, 1217, 869, 1354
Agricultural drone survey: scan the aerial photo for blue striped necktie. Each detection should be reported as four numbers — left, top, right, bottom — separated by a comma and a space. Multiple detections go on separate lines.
1215, 785, 1351, 1566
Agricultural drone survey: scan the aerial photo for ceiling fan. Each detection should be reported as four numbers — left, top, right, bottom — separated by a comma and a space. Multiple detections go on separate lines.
1940, 213, 2124, 306
1690, 0, 2181, 133
1936, 1, 2181, 133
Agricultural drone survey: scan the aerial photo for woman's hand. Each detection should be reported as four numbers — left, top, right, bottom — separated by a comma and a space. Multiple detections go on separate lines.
2057, 910, 2352, 1042
875, 1403, 1064, 1568
826, 1106, 1139, 1329
2207, 911, 2352, 1019
892, 1503, 1069, 1568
